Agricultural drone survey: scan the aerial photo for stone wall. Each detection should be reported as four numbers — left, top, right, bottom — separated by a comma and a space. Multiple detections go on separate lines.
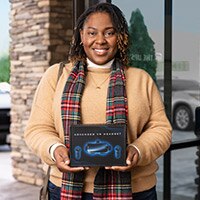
9, 0, 73, 185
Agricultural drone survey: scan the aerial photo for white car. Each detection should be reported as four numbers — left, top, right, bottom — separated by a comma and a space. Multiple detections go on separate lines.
157, 79, 200, 131
0, 82, 11, 144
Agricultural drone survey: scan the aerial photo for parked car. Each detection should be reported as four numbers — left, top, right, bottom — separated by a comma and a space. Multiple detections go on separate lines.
157, 78, 200, 131
0, 82, 11, 144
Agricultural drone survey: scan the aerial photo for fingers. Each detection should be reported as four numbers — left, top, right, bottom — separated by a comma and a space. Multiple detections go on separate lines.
53, 145, 139, 173
105, 165, 132, 171
126, 145, 139, 167
53, 146, 88, 173
105, 145, 139, 172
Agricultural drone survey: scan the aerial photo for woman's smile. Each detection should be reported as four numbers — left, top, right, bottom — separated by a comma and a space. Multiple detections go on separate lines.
93, 48, 109, 55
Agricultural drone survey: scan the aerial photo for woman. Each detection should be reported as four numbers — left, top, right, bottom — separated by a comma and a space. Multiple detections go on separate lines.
24, 2, 172, 200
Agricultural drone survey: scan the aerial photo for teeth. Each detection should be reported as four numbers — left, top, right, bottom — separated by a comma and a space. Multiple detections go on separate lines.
95, 49, 106, 53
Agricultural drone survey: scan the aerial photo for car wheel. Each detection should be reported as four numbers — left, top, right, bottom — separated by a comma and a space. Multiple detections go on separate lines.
173, 105, 193, 131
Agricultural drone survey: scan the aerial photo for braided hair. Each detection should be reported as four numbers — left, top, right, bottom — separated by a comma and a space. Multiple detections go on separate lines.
68, 3, 129, 66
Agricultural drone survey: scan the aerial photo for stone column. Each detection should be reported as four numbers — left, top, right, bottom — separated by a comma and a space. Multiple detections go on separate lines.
9, 0, 72, 185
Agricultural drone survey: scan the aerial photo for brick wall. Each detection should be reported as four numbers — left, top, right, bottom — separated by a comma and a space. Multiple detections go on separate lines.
9, 0, 73, 185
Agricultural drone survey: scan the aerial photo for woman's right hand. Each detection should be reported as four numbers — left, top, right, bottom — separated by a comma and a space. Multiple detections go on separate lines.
54, 146, 86, 173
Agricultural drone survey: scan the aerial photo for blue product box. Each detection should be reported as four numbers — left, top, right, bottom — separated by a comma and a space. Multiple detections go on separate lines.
70, 124, 127, 167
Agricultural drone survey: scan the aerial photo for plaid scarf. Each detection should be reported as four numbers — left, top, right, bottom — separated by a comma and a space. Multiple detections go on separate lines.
60, 60, 132, 199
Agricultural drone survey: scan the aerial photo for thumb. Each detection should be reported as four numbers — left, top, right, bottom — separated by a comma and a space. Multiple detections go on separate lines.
126, 151, 133, 165
126, 159, 132, 165
126, 145, 137, 165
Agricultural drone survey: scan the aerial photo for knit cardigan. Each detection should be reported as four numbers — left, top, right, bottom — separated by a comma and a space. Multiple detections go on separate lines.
24, 62, 172, 193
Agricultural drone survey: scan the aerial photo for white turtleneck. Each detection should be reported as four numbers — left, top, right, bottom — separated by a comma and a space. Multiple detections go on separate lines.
86, 58, 114, 69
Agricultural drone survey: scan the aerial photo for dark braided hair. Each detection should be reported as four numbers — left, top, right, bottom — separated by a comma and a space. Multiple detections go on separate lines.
68, 3, 129, 65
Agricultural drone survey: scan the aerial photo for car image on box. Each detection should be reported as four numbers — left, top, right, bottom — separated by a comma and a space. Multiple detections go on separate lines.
0, 82, 11, 145
157, 78, 200, 131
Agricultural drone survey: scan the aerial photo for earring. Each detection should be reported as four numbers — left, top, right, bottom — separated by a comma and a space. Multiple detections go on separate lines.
80, 41, 83, 45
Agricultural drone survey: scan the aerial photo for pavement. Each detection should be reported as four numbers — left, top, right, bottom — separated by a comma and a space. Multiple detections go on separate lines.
0, 145, 41, 200
0, 144, 195, 200
0, 180, 40, 200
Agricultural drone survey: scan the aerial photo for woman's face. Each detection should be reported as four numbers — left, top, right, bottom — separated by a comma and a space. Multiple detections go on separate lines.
80, 12, 118, 65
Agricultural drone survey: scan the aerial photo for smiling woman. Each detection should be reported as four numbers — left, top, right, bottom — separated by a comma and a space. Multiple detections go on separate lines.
24, 2, 172, 200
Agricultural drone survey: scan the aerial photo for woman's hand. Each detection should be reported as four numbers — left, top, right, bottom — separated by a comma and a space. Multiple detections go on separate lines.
105, 145, 139, 171
54, 146, 89, 173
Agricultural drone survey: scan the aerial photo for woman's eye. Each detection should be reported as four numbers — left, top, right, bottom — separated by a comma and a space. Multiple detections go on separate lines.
88, 31, 96, 36
104, 31, 115, 37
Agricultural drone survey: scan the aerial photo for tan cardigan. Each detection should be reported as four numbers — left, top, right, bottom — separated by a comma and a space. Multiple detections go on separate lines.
24, 62, 172, 193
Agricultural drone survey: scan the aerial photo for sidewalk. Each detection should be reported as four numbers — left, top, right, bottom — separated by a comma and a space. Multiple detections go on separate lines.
0, 145, 40, 200
0, 180, 40, 200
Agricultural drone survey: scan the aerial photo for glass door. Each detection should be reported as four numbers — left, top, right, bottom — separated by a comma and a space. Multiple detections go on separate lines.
112, 0, 200, 199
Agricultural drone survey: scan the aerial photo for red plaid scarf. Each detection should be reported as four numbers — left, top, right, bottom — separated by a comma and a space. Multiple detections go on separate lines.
60, 60, 132, 199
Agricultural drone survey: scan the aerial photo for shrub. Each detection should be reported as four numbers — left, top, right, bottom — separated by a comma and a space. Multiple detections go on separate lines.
0, 54, 10, 83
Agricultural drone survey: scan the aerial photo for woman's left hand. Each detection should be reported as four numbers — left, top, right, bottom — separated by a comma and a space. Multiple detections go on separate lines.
105, 145, 139, 171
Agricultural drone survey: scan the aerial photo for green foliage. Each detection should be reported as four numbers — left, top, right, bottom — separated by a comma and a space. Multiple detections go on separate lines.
0, 54, 10, 83
128, 8, 157, 81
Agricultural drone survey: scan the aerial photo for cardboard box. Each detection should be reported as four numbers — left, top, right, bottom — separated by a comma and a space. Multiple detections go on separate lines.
70, 124, 127, 167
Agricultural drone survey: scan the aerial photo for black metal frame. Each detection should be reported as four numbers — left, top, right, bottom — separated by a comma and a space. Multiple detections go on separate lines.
163, 1, 200, 199
163, 0, 172, 199
163, 138, 200, 200
73, 0, 84, 28
73, 0, 111, 28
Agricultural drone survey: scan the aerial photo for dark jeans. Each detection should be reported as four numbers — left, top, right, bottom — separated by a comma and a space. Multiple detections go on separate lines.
48, 181, 61, 200
48, 180, 157, 200
132, 186, 157, 200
